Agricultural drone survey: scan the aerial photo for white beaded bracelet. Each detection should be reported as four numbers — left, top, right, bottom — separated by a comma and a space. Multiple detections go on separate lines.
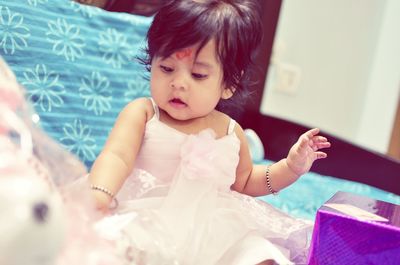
91, 184, 119, 209
265, 166, 278, 195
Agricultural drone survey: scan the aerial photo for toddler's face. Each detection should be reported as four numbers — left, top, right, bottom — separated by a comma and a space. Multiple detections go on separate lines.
150, 39, 232, 121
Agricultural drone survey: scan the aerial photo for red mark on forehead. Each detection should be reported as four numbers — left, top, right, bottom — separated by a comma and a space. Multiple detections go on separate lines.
175, 49, 193, 60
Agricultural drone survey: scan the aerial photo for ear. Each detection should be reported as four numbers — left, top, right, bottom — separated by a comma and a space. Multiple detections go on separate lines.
221, 87, 235, 99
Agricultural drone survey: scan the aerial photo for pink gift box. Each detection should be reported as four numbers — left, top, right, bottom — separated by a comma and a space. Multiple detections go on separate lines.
308, 191, 400, 265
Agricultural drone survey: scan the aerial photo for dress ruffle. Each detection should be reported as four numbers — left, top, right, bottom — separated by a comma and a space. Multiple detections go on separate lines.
96, 130, 312, 264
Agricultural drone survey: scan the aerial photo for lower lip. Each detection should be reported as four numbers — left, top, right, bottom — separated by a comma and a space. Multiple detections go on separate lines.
169, 100, 187, 109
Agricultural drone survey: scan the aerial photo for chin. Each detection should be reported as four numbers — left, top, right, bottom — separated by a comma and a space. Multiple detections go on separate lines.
167, 112, 191, 121
164, 109, 198, 122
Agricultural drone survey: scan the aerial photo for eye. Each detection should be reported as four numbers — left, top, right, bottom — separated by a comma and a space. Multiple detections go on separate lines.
33, 202, 49, 223
191, 73, 208, 80
160, 65, 173, 73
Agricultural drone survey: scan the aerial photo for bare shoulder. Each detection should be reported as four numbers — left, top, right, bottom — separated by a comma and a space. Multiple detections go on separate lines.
211, 110, 246, 139
121, 97, 154, 122
214, 111, 244, 135
105, 98, 152, 150
232, 119, 247, 143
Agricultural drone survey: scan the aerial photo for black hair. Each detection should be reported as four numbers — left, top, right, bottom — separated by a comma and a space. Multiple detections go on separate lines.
139, 0, 263, 113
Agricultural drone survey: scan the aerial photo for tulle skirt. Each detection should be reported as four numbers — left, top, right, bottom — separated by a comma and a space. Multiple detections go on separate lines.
93, 166, 313, 265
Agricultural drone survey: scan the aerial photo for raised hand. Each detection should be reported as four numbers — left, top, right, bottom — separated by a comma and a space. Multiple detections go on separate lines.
286, 128, 331, 177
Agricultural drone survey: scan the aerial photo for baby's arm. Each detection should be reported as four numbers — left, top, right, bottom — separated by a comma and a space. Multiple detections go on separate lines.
89, 98, 152, 211
232, 126, 330, 197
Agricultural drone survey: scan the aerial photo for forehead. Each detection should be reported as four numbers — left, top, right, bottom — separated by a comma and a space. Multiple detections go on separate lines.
175, 48, 193, 60
174, 40, 219, 64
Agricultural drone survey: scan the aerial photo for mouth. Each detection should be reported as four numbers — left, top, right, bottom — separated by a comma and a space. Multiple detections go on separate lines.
169, 98, 187, 108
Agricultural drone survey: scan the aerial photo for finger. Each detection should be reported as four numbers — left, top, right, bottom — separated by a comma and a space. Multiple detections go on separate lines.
300, 128, 324, 149
304, 128, 320, 139
315, 142, 331, 149
313, 136, 328, 143
315, 151, 327, 159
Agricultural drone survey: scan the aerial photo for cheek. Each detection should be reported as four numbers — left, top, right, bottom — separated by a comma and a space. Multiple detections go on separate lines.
150, 78, 159, 94
194, 88, 222, 108
150, 75, 160, 97
150, 69, 163, 89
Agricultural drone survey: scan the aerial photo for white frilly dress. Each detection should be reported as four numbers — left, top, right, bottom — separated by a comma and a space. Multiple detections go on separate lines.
95, 100, 312, 265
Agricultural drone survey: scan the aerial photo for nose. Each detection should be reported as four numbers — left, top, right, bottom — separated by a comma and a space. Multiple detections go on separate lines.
170, 73, 188, 90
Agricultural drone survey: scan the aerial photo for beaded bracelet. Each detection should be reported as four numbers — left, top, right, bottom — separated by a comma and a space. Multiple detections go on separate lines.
265, 166, 278, 195
91, 184, 119, 209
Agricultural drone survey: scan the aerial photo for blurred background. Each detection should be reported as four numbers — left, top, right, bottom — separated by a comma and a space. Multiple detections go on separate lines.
261, 0, 400, 160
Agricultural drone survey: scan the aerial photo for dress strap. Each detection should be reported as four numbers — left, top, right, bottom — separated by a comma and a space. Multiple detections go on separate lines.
149, 98, 159, 119
227, 118, 236, 134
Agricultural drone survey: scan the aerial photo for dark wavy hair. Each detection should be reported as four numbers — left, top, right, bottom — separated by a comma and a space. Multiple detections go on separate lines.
139, 0, 263, 113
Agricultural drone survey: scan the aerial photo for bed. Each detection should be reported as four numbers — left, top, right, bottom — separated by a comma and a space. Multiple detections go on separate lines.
1, 0, 399, 222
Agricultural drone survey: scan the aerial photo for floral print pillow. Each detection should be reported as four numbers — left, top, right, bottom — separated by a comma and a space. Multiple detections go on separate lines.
0, 0, 152, 169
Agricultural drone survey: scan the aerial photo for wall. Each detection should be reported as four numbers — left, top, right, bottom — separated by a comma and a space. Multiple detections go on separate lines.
356, 0, 400, 153
260, 0, 400, 154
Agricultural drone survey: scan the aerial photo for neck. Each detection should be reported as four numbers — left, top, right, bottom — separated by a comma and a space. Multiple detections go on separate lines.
158, 108, 216, 133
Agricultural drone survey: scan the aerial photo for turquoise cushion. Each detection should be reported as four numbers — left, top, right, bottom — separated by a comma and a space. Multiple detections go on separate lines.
258, 160, 400, 220
0, 0, 152, 168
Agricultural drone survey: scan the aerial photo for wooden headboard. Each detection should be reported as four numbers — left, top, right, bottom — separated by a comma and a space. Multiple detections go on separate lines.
239, 111, 400, 195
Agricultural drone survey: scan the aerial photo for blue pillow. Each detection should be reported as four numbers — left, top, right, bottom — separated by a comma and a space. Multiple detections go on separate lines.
258, 160, 400, 220
0, 0, 152, 169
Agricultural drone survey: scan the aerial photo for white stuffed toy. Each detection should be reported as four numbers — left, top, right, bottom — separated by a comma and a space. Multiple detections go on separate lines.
0, 56, 66, 265
0, 176, 66, 265
0, 55, 123, 265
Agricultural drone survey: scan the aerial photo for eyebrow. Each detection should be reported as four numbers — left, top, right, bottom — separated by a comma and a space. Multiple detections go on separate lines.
158, 56, 214, 69
194, 61, 213, 69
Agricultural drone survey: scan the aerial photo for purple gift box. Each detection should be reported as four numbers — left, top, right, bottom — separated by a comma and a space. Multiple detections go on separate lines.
307, 191, 400, 265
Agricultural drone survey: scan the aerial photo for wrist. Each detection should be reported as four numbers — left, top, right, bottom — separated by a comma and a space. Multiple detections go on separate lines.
265, 165, 278, 195
91, 187, 118, 210
283, 158, 301, 179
